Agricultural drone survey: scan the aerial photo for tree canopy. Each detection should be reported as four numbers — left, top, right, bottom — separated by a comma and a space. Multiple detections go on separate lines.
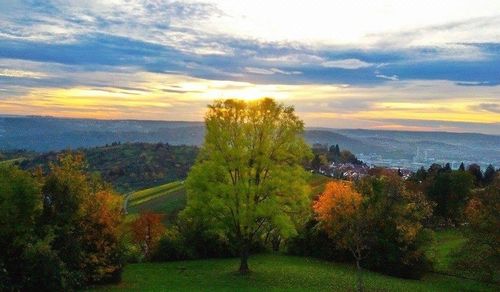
183, 98, 312, 274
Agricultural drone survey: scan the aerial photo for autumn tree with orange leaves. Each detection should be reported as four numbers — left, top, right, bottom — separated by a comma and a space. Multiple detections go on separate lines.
314, 181, 371, 292
131, 212, 165, 259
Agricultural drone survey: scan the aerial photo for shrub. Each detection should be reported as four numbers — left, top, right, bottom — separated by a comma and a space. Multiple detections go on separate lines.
287, 219, 351, 262
152, 220, 235, 261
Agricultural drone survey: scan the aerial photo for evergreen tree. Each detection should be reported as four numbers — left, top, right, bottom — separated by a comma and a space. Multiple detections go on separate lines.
483, 164, 496, 185
467, 164, 483, 186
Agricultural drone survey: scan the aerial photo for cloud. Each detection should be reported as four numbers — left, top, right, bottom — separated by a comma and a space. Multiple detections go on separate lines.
455, 81, 490, 86
245, 67, 275, 75
322, 59, 373, 69
0, 68, 47, 79
474, 103, 500, 114
376, 74, 399, 81
0, 1, 500, 134
245, 67, 302, 75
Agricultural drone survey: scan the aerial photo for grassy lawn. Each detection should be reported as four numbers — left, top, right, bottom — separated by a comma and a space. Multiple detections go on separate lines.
128, 181, 184, 207
429, 229, 467, 274
126, 181, 187, 224
128, 187, 186, 223
89, 254, 495, 291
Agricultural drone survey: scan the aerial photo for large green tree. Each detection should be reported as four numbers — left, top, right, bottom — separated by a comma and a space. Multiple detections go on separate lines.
183, 98, 311, 274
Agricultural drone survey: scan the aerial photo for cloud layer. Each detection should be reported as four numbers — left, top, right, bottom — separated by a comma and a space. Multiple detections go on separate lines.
0, 0, 499, 134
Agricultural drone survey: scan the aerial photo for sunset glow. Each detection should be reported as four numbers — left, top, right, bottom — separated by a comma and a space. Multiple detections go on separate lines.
0, 0, 499, 133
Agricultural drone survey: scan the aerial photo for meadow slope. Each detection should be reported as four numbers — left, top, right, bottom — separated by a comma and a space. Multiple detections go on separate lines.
89, 254, 495, 291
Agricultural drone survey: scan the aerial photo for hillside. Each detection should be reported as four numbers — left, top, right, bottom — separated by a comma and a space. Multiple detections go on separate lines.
2, 116, 498, 169
304, 130, 386, 155
89, 254, 494, 291
19, 143, 198, 192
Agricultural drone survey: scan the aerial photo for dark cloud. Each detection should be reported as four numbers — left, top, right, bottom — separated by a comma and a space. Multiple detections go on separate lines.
474, 103, 500, 114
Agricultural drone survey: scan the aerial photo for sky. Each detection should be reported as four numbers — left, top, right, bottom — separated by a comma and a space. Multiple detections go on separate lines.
0, 0, 499, 134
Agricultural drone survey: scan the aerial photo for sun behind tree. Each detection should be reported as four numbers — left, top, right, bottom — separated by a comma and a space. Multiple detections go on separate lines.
182, 98, 312, 274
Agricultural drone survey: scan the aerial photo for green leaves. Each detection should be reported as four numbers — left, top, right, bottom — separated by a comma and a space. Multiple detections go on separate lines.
183, 98, 312, 249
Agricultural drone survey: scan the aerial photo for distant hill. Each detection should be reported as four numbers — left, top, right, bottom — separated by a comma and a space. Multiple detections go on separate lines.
304, 130, 386, 154
0, 116, 205, 151
1, 116, 499, 169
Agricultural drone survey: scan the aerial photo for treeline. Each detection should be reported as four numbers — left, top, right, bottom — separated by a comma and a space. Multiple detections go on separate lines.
1, 153, 125, 290
19, 142, 198, 192
289, 164, 500, 283
310, 143, 363, 170
408, 162, 498, 225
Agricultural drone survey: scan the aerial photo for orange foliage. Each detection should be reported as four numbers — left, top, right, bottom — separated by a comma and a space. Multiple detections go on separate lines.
80, 190, 124, 281
313, 180, 363, 233
131, 212, 165, 257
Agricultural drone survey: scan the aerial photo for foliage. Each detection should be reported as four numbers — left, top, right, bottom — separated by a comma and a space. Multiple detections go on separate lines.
287, 219, 352, 262
310, 175, 434, 280
1, 153, 126, 290
311, 153, 328, 170
0, 165, 43, 290
453, 175, 500, 282
152, 219, 235, 262
183, 98, 312, 274
409, 165, 474, 225
357, 174, 434, 279
426, 170, 474, 224
21, 143, 198, 192
483, 164, 496, 185
467, 163, 483, 186
314, 180, 372, 291
130, 212, 165, 259
312, 143, 362, 166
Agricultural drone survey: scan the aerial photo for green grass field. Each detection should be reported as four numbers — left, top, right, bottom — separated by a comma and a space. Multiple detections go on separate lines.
431, 229, 467, 274
89, 254, 495, 291
125, 180, 186, 224
0, 157, 25, 166
128, 181, 184, 207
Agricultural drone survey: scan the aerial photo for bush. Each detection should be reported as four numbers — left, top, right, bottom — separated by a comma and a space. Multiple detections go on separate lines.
0, 154, 126, 290
452, 241, 499, 282
153, 232, 190, 261
22, 238, 70, 291
153, 220, 235, 261
364, 228, 434, 279
287, 219, 351, 262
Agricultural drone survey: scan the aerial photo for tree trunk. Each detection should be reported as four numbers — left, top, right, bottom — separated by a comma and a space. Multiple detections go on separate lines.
355, 258, 364, 292
271, 236, 281, 252
239, 243, 250, 274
